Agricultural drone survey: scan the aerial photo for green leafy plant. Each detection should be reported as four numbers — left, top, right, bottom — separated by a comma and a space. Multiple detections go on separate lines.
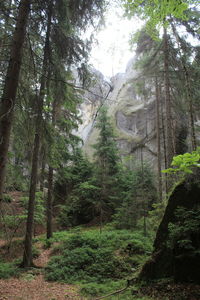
162, 148, 200, 175
0, 261, 18, 279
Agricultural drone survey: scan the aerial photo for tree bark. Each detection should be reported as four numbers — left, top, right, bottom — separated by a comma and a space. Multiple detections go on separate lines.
46, 88, 58, 239
171, 22, 196, 151
160, 87, 168, 194
155, 78, 162, 201
21, 3, 52, 267
0, 0, 31, 200
47, 166, 53, 239
163, 27, 174, 168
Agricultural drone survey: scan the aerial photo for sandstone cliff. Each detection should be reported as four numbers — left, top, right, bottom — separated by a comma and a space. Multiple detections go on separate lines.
81, 58, 158, 168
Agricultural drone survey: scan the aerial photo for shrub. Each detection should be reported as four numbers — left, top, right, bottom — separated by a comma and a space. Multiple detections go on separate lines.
167, 206, 200, 252
46, 245, 130, 283
0, 262, 18, 279
45, 232, 131, 284
2, 194, 13, 203
80, 280, 125, 297
121, 238, 152, 256
45, 228, 153, 299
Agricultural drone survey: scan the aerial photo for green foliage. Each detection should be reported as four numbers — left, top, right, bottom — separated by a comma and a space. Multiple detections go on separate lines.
81, 280, 152, 299
45, 235, 130, 284
45, 228, 153, 288
0, 261, 18, 279
56, 106, 157, 231
113, 164, 156, 230
55, 149, 99, 227
94, 106, 120, 174
163, 148, 200, 175
123, 0, 193, 37
20, 192, 45, 225
80, 280, 126, 297
167, 206, 200, 252
147, 201, 167, 233
5, 162, 28, 192
2, 214, 25, 229
56, 108, 124, 227
2, 194, 13, 203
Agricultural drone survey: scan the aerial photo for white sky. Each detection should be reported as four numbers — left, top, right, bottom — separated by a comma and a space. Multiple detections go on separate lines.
89, 4, 199, 78
89, 5, 143, 78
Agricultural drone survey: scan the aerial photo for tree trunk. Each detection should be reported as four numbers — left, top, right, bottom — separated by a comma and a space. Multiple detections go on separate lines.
0, 0, 31, 200
21, 3, 52, 267
40, 147, 46, 192
47, 166, 53, 239
163, 27, 174, 168
160, 87, 168, 194
46, 93, 58, 239
155, 78, 162, 201
22, 133, 40, 267
171, 22, 196, 151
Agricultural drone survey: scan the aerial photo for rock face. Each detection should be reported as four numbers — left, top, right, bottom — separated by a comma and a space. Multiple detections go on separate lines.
82, 58, 158, 168
79, 58, 192, 166
75, 69, 111, 144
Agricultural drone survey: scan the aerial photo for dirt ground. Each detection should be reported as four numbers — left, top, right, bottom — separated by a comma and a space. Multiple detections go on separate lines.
0, 242, 85, 300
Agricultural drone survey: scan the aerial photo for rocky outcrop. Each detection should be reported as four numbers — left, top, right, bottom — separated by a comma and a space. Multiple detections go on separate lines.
77, 53, 200, 169
82, 58, 158, 167
75, 69, 111, 143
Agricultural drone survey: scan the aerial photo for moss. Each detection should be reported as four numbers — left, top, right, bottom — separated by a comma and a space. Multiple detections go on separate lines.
139, 180, 200, 283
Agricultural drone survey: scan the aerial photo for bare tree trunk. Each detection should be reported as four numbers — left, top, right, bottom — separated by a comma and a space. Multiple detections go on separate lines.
140, 146, 147, 236
99, 206, 103, 234
21, 3, 52, 267
171, 22, 196, 151
47, 166, 53, 239
46, 93, 59, 240
163, 27, 174, 168
160, 87, 168, 194
155, 78, 162, 201
22, 132, 40, 267
0, 0, 31, 200
163, 27, 175, 193
40, 147, 46, 192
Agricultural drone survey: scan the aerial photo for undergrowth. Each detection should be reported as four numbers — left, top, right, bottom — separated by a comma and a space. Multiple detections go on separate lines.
0, 260, 19, 279
45, 227, 153, 297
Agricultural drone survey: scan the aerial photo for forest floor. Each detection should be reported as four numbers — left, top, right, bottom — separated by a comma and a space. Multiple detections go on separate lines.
0, 244, 84, 300
1, 192, 200, 300
0, 241, 85, 300
1, 239, 200, 300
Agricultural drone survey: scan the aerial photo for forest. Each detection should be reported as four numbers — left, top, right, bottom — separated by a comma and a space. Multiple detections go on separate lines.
0, 0, 200, 299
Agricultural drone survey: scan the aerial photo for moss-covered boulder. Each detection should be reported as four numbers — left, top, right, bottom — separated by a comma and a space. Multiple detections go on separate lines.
139, 179, 200, 283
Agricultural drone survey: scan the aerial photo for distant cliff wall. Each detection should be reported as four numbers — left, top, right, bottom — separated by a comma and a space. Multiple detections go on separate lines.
81, 58, 159, 168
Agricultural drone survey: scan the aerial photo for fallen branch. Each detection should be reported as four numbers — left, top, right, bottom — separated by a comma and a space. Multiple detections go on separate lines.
94, 286, 128, 300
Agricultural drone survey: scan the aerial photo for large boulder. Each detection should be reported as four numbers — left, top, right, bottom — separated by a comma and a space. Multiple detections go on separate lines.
139, 177, 200, 283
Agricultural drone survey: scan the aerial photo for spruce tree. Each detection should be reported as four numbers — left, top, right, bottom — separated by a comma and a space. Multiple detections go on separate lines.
0, 0, 31, 200
20, 0, 106, 266
93, 106, 120, 229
